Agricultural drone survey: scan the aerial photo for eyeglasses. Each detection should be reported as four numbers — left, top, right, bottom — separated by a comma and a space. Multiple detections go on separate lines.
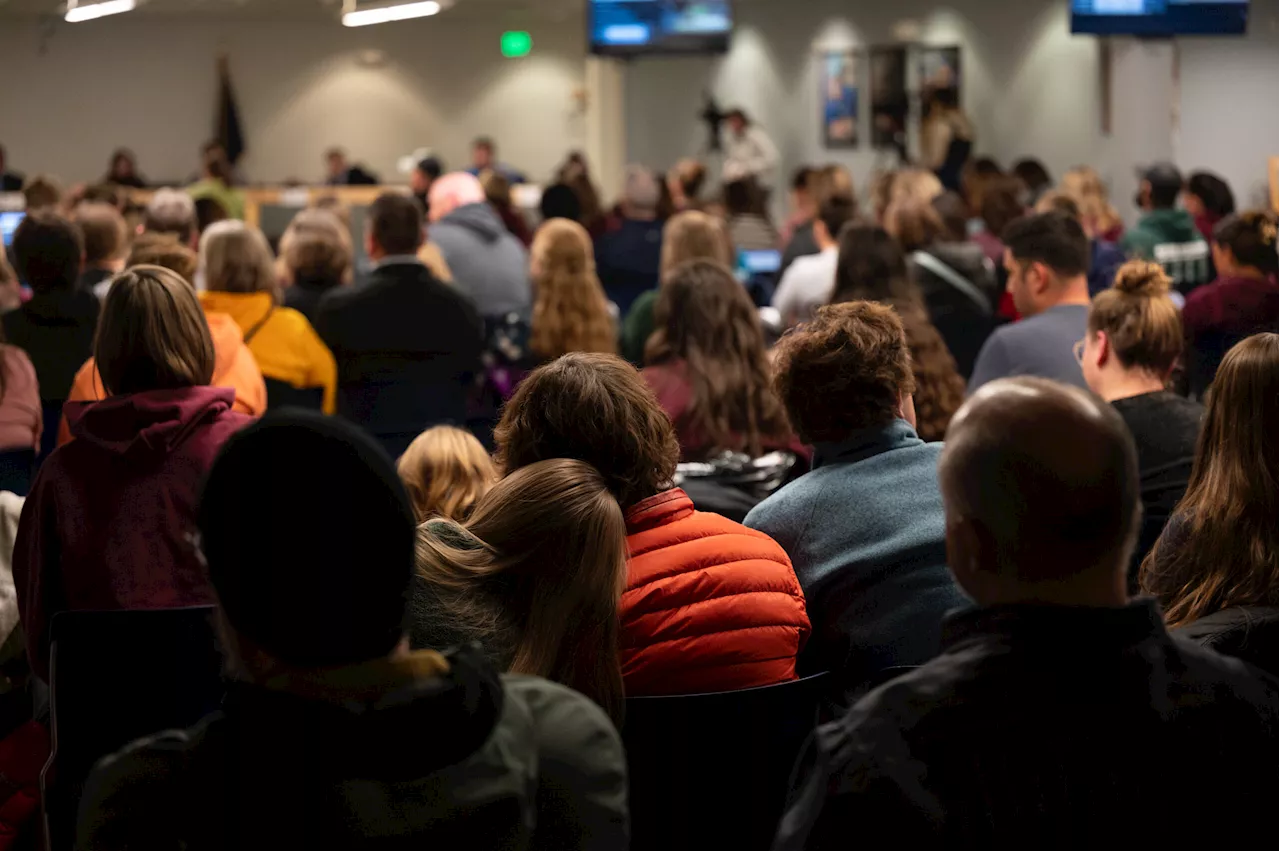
1073, 338, 1086, 365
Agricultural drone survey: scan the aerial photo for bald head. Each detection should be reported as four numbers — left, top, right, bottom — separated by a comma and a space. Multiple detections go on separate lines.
939, 377, 1139, 605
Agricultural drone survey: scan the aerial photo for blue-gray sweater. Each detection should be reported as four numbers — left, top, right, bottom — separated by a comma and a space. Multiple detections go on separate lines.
744, 419, 968, 686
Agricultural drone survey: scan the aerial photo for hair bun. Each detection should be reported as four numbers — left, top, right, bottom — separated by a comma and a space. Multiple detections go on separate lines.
1112, 261, 1171, 297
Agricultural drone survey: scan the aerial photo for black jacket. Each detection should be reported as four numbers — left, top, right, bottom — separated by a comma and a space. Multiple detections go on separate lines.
775, 600, 1278, 849
1176, 605, 1279, 675
2, 289, 100, 403
283, 278, 341, 325
909, 242, 1001, 379
77, 646, 629, 851
315, 262, 483, 459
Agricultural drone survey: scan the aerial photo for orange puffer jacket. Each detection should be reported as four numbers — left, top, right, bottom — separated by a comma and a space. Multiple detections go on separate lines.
620, 488, 811, 696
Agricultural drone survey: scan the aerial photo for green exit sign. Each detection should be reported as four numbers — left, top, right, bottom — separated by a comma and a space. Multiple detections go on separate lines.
501, 30, 532, 58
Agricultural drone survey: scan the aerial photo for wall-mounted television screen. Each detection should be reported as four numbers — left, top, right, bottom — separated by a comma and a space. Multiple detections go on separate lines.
1071, 0, 1250, 36
590, 0, 732, 56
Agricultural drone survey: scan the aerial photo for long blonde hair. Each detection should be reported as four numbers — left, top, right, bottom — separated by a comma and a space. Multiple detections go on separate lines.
396, 426, 496, 523
660, 210, 733, 279
1061, 166, 1122, 238
414, 458, 628, 721
529, 219, 616, 360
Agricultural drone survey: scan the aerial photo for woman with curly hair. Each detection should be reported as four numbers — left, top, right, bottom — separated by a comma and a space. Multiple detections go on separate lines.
643, 259, 800, 460
528, 218, 616, 363
829, 225, 964, 441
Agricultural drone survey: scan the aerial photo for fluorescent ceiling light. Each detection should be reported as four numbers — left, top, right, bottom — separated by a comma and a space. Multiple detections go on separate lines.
64, 0, 136, 22
342, 1, 442, 27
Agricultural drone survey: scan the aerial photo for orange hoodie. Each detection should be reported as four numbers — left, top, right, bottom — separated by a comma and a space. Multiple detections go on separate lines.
58, 311, 267, 446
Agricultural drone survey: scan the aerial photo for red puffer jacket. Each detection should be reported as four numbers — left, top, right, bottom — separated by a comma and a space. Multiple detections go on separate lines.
620, 488, 811, 695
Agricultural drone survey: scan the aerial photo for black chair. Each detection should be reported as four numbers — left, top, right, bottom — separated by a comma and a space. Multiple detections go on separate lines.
0, 448, 35, 496
623, 672, 829, 851
40, 607, 226, 851
264, 377, 325, 412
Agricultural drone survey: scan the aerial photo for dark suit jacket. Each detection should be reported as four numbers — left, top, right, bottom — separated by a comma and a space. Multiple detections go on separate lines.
314, 262, 483, 458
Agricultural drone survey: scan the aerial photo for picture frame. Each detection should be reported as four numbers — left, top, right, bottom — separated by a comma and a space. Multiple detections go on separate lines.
820, 50, 860, 148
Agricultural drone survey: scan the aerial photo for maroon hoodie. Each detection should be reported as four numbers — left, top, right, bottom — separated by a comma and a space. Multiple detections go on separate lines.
12, 387, 251, 680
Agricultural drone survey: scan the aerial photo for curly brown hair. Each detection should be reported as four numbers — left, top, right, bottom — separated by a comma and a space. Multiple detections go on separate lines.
830, 225, 964, 441
773, 301, 916, 444
530, 219, 617, 361
494, 352, 679, 509
645, 259, 792, 457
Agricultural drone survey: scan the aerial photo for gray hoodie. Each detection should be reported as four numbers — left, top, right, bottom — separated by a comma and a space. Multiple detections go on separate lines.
430, 202, 532, 318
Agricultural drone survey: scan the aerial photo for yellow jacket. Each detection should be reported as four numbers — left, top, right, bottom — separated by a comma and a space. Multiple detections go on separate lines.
199, 291, 337, 414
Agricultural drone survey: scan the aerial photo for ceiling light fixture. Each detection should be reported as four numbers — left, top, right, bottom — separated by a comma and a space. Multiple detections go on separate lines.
65, 0, 136, 22
341, 0, 443, 27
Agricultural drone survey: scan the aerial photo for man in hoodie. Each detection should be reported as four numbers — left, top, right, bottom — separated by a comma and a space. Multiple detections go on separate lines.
1122, 163, 1212, 294
13, 267, 252, 681
427, 173, 531, 320
77, 411, 629, 851
57, 236, 266, 445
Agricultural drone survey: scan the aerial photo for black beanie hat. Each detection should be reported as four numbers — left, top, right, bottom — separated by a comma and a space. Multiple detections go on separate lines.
197, 411, 416, 668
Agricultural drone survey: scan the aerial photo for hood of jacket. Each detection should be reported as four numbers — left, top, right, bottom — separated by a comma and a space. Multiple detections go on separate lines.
927, 241, 995, 286
437, 202, 507, 243
1138, 208, 1201, 244
203, 310, 250, 384
201, 291, 273, 341
64, 385, 236, 458
225, 645, 504, 781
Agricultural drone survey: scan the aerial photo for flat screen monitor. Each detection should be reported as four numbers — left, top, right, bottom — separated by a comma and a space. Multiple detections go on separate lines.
0, 212, 23, 248
590, 0, 732, 56
1071, 0, 1250, 36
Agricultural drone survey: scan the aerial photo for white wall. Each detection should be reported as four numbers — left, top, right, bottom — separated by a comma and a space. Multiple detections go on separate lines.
1176, 8, 1280, 209
624, 0, 1278, 221
0, 6, 588, 185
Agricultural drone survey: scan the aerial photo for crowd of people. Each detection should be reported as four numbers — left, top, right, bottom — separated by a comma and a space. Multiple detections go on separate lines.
0, 131, 1274, 849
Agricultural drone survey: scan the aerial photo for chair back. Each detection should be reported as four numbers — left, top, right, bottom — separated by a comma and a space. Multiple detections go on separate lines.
623, 672, 828, 851
263, 378, 325, 412
41, 607, 225, 850
0, 449, 35, 497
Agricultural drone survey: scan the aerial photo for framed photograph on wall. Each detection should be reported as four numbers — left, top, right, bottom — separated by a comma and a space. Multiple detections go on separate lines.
870, 46, 908, 157
820, 50, 860, 148
918, 45, 962, 104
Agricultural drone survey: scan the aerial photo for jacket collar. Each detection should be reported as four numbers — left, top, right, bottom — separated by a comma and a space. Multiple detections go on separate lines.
941, 599, 1166, 654
625, 487, 694, 534
812, 419, 922, 470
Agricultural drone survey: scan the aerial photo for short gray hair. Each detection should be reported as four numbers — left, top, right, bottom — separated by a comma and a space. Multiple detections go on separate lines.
199, 220, 278, 296
144, 189, 197, 242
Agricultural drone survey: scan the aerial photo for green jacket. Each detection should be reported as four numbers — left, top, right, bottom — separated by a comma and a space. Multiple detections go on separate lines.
620, 289, 658, 366
1120, 208, 1212, 292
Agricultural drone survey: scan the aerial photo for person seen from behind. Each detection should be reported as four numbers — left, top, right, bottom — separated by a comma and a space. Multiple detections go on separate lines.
774, 376, 1278, 850
60, 236, 266, 444
1181, 210, 1279, 396
828, 225, 965, 442
619, 209, 732, 365
77, 411, 628, 850
199, 221, 337, 413
411, 458, 628, 723
643, 259, 802, 461
1141, 332, 1277, 673
1122, 163, 1212, 293
746, 302, 967, 692
13, 266, 251, 681
772, 192, 857, 325
495, 353, 810, 695
396, 425, 496, 524
278, 209, 353, 325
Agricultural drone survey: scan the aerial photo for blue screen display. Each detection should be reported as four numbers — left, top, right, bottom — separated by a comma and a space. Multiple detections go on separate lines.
0, 212, 23, 248
1071, 0, 1249, 35
590, 0, 732, 55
